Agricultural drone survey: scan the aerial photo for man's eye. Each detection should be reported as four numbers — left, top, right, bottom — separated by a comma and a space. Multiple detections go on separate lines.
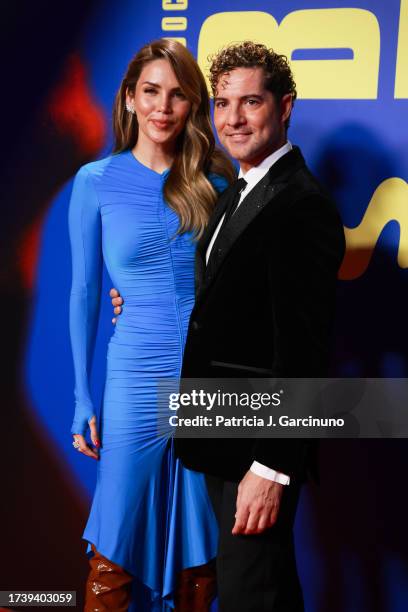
215, 101, 226, 108
246, 99, 259, 105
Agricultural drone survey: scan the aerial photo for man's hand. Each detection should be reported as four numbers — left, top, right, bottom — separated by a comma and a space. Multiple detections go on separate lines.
232, 470, 284, 535
110, 288, 123, 324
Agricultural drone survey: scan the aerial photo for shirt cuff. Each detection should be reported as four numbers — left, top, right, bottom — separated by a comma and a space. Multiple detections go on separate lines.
250, 461, 290, 485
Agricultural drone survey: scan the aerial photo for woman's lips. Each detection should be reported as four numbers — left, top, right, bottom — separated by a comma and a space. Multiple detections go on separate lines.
151, 119, 172, 129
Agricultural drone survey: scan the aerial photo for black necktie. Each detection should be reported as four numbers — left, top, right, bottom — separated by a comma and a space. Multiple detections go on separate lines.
206, 178, 247, 274
223, 177, 247, 225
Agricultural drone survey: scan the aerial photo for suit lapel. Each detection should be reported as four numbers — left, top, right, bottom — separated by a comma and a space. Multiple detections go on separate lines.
195, 183, 238, 296
196, 146, 306, 301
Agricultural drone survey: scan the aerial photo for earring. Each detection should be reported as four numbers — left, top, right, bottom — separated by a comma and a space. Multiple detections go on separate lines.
126, 101, 135, 114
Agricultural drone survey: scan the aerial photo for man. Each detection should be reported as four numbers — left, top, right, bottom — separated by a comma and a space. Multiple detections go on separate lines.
112, 42, 345, 611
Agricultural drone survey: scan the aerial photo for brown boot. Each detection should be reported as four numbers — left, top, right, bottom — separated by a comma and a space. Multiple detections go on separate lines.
174, 560, 217, 612
84, 545, 133, 612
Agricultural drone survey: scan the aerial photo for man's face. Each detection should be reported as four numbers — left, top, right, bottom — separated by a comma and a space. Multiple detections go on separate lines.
213, 67, 292, 172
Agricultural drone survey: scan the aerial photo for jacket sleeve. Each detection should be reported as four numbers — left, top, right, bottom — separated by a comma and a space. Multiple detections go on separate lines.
252, 194, 345, 476
68, 166, 103, 435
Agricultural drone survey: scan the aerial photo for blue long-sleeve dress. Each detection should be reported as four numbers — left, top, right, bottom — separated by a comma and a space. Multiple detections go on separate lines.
68, 149, 227, 609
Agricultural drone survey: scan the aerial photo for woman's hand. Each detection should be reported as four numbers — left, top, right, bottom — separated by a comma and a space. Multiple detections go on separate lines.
72, 416, 100, 460
110, 288, 123, 324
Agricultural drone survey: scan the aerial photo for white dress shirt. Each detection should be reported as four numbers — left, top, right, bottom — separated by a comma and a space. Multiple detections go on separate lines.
206, 141, 292, 264
206, 142, 293, 485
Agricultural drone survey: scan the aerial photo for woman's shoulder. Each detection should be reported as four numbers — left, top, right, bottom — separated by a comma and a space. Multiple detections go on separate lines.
75, 155, 116, 181
207, 172, 231, 194
70, 156, 121, 208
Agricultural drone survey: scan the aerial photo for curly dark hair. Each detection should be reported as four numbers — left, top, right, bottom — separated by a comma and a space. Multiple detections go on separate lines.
209, 41, 297, 129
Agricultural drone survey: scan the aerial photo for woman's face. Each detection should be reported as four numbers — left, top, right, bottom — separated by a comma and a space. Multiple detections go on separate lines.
128, 58, 191, 149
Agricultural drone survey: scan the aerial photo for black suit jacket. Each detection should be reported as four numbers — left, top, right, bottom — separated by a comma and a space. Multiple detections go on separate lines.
175, 146, 345, 481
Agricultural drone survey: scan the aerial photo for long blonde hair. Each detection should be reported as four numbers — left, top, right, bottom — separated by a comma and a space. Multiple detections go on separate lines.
113, 39, 235, 238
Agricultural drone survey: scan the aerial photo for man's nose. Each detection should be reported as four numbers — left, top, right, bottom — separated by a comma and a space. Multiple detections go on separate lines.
226, 104, 244, 127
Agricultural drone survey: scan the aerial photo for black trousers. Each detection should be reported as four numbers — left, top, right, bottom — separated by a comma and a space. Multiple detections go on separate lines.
205, 475, 304, 612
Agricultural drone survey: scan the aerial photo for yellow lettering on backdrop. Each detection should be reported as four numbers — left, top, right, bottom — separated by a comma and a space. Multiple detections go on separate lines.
339, 179, 408, 280
162, 0, 188, 10
198, 9, 380, 98
162, 17, 187, 31
395, 0, 408, 97
280, 9, 379, 99
198, 11, 278, 91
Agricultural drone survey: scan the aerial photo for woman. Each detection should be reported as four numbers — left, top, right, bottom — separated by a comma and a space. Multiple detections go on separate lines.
69, 39, 235, 611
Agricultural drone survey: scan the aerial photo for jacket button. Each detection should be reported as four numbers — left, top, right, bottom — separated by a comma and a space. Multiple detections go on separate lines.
191, 320, 200, 331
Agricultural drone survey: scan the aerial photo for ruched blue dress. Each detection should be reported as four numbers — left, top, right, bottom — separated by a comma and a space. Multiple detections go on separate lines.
68, 150, 227, 609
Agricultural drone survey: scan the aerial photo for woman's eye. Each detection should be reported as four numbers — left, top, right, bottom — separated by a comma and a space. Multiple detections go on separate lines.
144, 88, 157, 94
174, 91, 186, 99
